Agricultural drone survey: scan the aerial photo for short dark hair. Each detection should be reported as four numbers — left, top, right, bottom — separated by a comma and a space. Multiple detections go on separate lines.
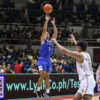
76, 40, 88, 51
17, 59, 21, 64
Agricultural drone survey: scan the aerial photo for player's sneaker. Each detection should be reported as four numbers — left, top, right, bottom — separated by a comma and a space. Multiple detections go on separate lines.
36, 91, 42, 98
43, 92, 51, 100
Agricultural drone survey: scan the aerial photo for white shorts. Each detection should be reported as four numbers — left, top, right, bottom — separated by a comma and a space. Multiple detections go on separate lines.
77, 76, 96, 96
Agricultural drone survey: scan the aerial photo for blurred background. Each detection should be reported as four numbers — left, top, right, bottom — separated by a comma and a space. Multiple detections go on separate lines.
0, 0, 100, 74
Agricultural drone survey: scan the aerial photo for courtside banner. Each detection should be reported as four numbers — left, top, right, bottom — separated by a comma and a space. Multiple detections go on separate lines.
0, 76, 4, 99
0, 74, 98, 99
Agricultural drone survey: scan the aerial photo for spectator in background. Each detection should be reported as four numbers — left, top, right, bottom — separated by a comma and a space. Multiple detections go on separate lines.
0, 63, 6, 73
27, 61, 38, 74
25, 45, 33, 56
18, 50, 27, 60
74, 67, 77, 73
14, 59, 22, 73
68, 57, 74, 65
51, 55, 57, 66
32, 66, 38, 74
55, 64, 64, 73
61, 56, 67, 65
51, 55, 57, 72
27, 62, 34, 73
32, 56, 37, 66
4, 64, 12, 73
35, 49, 40, 56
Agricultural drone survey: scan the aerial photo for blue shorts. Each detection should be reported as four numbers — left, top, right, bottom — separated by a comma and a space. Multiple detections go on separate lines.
37, 59, 51, 73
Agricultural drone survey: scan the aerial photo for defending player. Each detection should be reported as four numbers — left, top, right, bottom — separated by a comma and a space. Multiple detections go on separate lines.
52, 34, 95, 100
36, 14, 58, 99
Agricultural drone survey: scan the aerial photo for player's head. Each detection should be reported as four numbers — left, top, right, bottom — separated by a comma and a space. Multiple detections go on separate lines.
17, 59, 21, 64
45, 32, 50, 39
7, 64, 11, 70
76, 40, 88, 52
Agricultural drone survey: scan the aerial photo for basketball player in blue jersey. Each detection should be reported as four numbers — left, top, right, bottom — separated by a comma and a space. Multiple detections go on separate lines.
36, 14, 58, 99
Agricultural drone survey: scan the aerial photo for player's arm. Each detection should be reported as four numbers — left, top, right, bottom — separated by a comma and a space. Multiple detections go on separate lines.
51, 18, 58, 39
52, 39, 84, 63
41, 14, 50, 44
96, 66, 100, 84
69, 34, 77, 45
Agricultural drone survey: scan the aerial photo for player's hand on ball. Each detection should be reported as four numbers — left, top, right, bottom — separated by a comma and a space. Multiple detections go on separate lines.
45, 14, 50, 21
51, 17, 55, 25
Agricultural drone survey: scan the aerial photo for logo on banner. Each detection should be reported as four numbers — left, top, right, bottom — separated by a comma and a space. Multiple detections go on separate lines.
0, 76, 4, 99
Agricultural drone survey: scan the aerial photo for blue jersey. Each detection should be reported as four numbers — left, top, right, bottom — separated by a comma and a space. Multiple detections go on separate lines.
38, 39, 53, 60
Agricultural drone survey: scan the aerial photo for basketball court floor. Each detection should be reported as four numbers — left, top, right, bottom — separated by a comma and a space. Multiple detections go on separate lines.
26, 96, 99, 100
12, 94, 99, 100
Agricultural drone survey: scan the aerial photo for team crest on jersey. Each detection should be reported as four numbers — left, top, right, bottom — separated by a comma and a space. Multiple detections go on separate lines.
47, 40, 52, 45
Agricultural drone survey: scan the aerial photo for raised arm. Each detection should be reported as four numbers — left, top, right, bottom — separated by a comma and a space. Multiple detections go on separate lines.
51, 18, 58, 39
41, 14, 50, 44
52, 39, 84, 63
69, 34, 77, 45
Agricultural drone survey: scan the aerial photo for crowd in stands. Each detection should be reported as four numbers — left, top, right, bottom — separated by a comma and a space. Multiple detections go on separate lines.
0, 23, 100, 46
0, 24, 81, 42
0, 44, 99, 74
0, 44, 77, 74
0, 0, 100, 26
0, 0, 100, 74
0, 0, 100, 46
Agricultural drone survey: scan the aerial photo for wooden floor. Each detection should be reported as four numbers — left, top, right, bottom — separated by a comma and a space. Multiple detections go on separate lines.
26, 95, 100, 100
13, 94, 100, 100
63, 96, 99, 100
92, 96, 99, 100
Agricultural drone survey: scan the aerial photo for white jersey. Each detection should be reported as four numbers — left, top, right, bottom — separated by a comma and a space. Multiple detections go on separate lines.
76, 52, 95, 96
76, 52, 94, 81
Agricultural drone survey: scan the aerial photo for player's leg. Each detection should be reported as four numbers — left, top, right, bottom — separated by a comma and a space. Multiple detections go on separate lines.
37, 70, 46, 89
43, 72, 51, 100
82, 76, 95, 100
45, 72, 50, 94
83, 94, 92, 100
36, 70, 46, 97
73, 92, 82, 100
43, 60, 51, 99
36, 60, 46, 97
45, 60, 51, 94
73, 79, 84, 100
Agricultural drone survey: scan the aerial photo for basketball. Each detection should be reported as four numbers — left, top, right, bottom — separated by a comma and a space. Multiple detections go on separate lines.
43, 4, 53, 14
